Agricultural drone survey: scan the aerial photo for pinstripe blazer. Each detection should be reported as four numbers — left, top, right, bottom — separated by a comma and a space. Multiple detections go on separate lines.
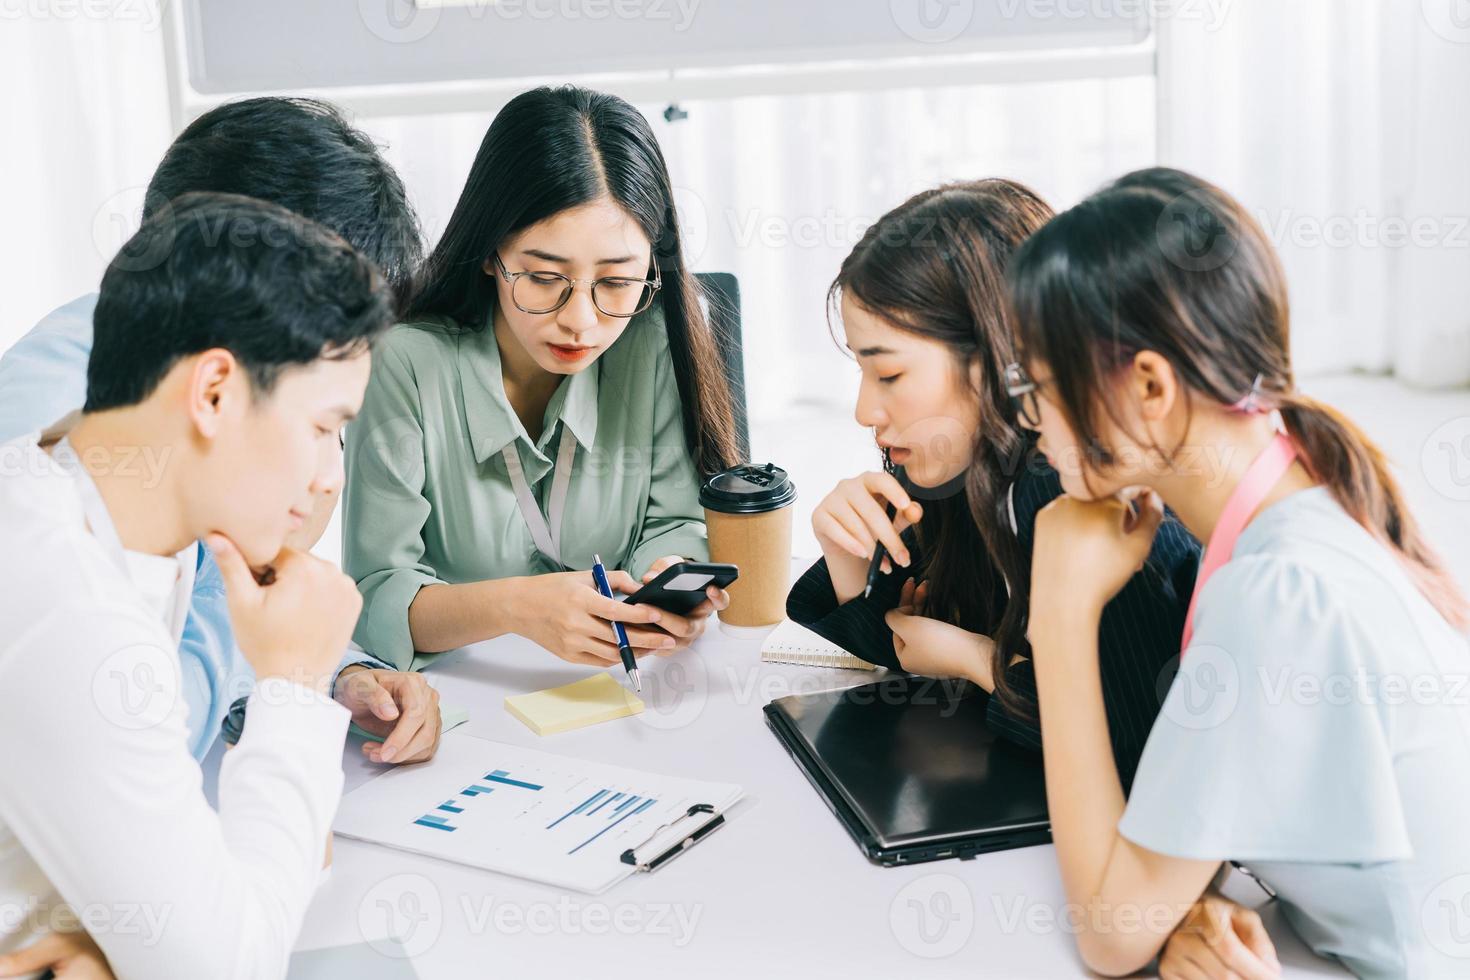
785, 461, 1200, 790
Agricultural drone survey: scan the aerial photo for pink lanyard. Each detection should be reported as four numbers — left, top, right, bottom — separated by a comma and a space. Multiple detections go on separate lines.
1179, 432, 1299, 655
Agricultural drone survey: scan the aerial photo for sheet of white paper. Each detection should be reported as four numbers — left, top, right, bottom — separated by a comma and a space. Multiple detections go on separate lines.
333, 732, 743, 894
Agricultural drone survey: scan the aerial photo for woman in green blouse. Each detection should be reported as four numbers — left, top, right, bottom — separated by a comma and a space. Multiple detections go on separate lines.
343, 86, 740, 672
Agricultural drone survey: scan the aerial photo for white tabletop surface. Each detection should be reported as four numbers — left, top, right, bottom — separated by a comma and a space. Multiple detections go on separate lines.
273, 571, 1348, 979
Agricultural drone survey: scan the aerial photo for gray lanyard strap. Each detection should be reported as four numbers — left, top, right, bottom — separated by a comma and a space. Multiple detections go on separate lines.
501, 425, 578, 568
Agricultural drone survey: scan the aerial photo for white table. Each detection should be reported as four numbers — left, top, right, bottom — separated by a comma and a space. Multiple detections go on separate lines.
289, 611, 1347, 979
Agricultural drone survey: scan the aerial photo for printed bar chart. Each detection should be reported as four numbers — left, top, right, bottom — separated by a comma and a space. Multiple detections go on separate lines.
415, 767, 545, 831
335, 735, 742, 893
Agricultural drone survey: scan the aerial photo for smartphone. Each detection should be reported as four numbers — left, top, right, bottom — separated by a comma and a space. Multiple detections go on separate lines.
622, 562, 740, 614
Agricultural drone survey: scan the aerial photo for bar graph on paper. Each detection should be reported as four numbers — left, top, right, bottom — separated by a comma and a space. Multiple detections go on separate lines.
334, 733, 743, 893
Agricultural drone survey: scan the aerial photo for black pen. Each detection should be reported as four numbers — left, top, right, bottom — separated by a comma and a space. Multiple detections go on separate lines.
863, 448, 900, 599
591, 554, 640, 692
862, 500, 898, 599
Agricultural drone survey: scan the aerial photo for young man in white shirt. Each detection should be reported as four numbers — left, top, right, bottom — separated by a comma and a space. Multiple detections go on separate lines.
0, 97, 438, 772
0, 193, 399, 979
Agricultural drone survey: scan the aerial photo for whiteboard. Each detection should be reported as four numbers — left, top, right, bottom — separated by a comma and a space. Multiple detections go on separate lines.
180, 0, 1151, 95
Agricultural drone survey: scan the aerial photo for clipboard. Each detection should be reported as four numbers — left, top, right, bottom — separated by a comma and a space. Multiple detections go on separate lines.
333, 733, 743, 893
621, 803, 727, 872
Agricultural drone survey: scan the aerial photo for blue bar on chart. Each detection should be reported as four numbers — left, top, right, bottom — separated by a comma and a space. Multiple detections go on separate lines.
483, 770, 544, 791
414, 813, 456, 832
587, 792, 622, 815
462, 784, 495, 797
438, 801, 464, 814
567, 798, 657, 855
547, 789, 609, 829
613, 795, 641, 815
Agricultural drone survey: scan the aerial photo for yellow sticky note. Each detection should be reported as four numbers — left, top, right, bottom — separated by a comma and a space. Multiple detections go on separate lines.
504, 673, 644, 736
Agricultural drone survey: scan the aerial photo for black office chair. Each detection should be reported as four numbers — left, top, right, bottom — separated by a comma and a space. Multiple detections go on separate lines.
694, 272, 751, 462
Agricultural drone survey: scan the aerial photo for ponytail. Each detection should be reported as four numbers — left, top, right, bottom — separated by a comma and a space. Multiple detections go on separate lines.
1279, 393, 1469, 630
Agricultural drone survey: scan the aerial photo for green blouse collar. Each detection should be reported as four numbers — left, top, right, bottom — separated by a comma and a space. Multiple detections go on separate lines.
456, 314, 600, 465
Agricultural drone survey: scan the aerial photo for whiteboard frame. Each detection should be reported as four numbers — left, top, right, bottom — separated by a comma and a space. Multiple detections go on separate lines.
161, 3, 1156, 129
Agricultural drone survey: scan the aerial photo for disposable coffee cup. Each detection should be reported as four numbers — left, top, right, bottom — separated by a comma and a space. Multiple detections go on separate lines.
700, 463, 797, 629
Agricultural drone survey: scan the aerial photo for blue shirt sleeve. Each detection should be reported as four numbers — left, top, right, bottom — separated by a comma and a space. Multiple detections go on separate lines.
0, 294, 98, 443
180, 546, 256, 761
1118, 554, 1414, 864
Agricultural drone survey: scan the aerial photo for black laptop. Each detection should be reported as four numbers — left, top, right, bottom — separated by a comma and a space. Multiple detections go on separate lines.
764, 674, 1051, 866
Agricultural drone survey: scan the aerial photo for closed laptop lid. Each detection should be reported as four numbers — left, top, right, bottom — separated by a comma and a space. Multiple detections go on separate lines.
769, 675, 1048, 850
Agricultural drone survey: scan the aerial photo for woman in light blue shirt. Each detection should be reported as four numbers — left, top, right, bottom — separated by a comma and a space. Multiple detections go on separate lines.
1004, 167, 1470, 978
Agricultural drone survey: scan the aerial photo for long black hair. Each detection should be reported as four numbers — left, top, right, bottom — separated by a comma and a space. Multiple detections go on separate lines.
408, 85, 738, 475
830, 179, 1056, 714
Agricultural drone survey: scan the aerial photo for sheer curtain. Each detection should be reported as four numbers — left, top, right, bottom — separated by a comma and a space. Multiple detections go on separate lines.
0, 4, 173, 350
1158, 0, 1470, 388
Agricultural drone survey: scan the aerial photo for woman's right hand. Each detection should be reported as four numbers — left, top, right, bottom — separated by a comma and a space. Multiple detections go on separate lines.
1158, 891, 1281, 980
509, 570, 676, 667
811, 470, 923, 602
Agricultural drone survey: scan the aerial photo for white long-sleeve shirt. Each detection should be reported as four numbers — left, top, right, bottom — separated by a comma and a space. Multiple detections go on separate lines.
0, 431, 350, 979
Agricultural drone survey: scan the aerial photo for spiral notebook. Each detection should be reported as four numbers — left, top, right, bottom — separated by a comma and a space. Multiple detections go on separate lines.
759, 620, 878, 670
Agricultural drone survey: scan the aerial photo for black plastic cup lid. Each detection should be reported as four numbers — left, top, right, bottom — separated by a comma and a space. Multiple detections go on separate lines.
699, 463, 797, 514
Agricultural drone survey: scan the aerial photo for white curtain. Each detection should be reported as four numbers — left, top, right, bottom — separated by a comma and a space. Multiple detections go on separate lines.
0, 3, 173, 351
1158, 0, 1470, 388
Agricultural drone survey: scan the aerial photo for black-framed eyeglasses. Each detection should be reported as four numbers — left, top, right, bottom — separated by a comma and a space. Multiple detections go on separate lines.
1004, 361, 1043, 428
493, 253, 661, 318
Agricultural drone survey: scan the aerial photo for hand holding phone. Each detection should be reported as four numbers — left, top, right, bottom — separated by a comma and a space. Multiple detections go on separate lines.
623, 561, 740, 615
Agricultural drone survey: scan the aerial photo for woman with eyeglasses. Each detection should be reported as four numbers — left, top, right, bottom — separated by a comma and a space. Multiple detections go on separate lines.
343, 86, 738, 672
786, 179, 1201, 790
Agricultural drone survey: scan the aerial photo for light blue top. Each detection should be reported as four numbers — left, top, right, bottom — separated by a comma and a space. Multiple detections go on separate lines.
1119, 487, 1470, 979
0, 294, 382, 760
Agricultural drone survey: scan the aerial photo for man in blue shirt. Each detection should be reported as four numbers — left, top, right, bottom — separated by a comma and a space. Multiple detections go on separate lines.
0, 98, 440, 766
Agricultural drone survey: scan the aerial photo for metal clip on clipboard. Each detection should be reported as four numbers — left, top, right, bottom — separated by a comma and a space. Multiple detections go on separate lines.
620, 803, 726, 872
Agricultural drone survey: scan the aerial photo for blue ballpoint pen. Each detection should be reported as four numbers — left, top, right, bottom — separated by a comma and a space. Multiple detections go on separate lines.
591, 554, 640, 692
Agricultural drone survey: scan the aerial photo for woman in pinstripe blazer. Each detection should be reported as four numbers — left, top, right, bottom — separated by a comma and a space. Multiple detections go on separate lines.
785, 178, 1199, 789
